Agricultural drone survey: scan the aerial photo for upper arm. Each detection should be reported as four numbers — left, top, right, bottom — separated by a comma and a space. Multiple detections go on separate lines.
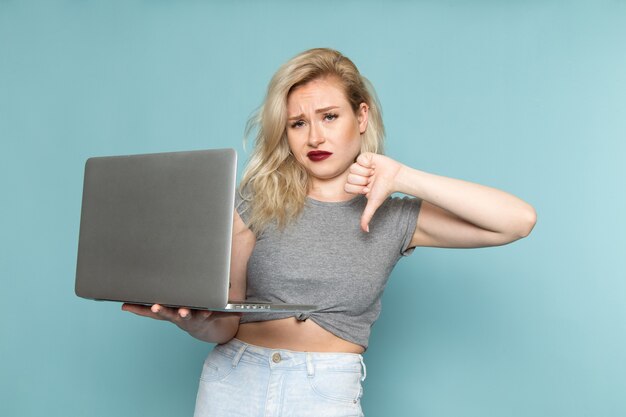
410, 201, 523, 249
229, 210, 256, 301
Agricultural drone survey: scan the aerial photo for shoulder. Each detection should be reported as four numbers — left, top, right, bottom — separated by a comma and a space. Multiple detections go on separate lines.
376, 195, 422, 217
370, 195, 422, 239
235, 184, 253, 224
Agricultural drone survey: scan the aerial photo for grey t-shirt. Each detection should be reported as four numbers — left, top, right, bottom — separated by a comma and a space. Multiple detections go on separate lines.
236, 193, 421, 349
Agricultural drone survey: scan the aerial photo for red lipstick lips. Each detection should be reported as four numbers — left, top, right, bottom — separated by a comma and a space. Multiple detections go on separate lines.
307, 150, 332, 162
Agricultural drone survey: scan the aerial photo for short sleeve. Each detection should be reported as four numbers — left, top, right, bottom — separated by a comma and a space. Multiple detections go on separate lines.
234, 188, 252, 226
398, 197, 422, 256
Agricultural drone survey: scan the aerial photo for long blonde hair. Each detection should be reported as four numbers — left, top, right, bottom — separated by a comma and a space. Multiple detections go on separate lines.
240, 48, 385, 234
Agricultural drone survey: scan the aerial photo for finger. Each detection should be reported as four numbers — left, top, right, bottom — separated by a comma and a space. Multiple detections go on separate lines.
361, 197, 384, 233
122, 303, 167, 320
200, 310, 214, 320
345, 183, 368, 195
122, 303, 151, 315
349, 162, 374, 177
347, 173, 370, 187
178, 308, 192, 320
151, 304, 178, 321
356, 152, 375, 169
122, 303, 144, 313
180, 308, 216, 322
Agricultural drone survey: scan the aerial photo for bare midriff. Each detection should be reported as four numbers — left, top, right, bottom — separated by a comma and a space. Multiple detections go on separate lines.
235, 318, 365, 354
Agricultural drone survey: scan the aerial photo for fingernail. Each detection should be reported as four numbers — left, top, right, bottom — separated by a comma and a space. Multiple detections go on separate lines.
366, 225, 370, 233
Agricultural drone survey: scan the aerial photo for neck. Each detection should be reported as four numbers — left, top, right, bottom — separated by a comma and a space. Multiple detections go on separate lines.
307, 174, 354, 202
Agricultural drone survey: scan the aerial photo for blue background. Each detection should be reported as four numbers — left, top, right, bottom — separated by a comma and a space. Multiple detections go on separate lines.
1, 1, 625, 416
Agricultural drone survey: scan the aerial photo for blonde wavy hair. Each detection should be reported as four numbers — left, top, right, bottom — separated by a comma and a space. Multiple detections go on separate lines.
240, 48, 385, 234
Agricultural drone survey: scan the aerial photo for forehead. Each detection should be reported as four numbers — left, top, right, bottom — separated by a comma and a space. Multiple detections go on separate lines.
287, 77, 349, 111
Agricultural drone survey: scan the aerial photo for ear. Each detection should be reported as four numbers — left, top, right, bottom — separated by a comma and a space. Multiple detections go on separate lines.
357, 103, 369, 134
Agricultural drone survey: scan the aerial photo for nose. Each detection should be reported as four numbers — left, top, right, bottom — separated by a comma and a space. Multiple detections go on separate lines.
307, 121, 325, 147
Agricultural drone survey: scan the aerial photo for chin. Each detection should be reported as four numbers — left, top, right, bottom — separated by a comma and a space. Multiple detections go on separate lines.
308, 168, 345, 181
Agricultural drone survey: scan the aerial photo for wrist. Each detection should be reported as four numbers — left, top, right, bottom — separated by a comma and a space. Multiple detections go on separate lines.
394, 164, 425, 197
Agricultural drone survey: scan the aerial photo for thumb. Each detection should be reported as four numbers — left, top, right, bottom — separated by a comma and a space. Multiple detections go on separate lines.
361, 195, 384, 233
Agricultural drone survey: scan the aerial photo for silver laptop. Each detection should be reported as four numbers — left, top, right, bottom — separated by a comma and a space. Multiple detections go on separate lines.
75, 148, 316, 313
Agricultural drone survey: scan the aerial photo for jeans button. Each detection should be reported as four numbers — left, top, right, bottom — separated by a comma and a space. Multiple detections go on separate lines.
272, 352, 281, 363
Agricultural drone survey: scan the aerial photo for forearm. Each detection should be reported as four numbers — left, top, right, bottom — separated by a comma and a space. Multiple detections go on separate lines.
396, 165, 536, 238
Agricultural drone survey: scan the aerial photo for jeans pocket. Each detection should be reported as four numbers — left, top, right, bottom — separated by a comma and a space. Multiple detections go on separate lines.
199, 352, 234, 383
308, 369, 363, 405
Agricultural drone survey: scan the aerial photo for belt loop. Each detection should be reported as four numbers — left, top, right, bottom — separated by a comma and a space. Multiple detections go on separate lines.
232, 342, 247, 369
306, 352, 314, 377
359, 355, 367, 382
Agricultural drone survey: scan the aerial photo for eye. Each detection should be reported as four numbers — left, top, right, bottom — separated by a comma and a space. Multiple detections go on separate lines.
324, 113, 338, 121
290, 120, 306, 129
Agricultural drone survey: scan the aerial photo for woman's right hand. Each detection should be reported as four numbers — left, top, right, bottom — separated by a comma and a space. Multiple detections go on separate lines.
122, 303, 242, 343
120, 210, 254, 344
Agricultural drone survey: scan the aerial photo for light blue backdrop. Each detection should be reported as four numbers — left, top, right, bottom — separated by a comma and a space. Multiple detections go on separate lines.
1, 1, 624, 416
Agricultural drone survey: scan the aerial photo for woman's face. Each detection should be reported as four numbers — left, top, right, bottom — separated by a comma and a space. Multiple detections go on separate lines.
286, 77, 368, 187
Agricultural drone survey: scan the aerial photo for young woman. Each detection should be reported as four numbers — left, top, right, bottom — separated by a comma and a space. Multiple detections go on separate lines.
123, 48, 536, 417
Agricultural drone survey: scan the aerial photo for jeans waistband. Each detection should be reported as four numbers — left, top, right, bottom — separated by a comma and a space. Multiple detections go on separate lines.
214, 338, 366, 380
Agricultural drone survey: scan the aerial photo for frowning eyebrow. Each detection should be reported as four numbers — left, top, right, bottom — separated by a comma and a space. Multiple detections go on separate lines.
287, 106, 340, 120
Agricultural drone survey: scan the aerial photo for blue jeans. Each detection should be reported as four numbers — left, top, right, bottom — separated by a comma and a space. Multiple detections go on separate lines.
193, 338, 366, 417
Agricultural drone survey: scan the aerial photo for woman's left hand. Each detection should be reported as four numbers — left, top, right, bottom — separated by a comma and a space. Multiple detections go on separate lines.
345, 152, 404, 232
